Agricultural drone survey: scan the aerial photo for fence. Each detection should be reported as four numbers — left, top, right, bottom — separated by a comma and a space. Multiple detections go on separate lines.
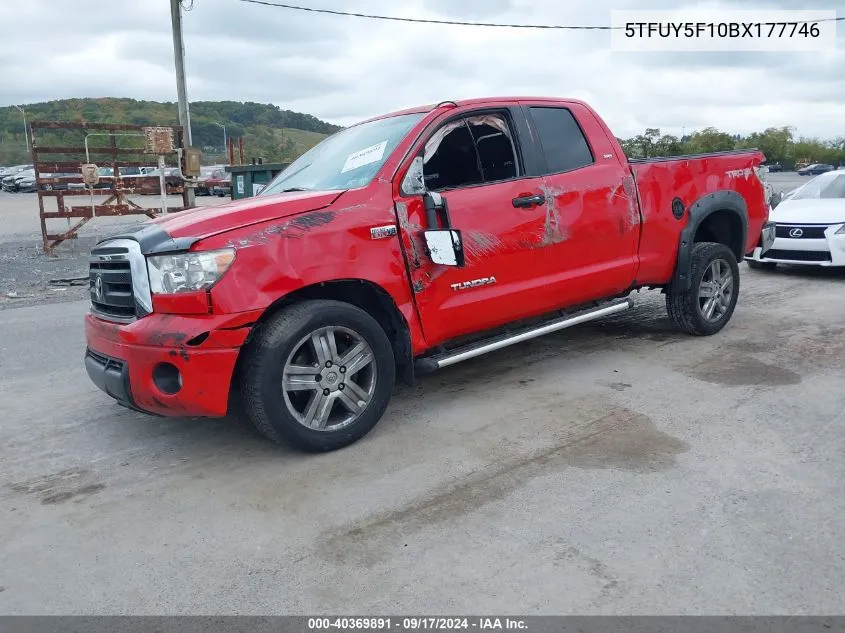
31, 121, 192, 254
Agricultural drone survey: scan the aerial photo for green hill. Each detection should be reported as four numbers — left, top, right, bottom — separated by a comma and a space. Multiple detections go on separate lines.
0, 98, 341, 165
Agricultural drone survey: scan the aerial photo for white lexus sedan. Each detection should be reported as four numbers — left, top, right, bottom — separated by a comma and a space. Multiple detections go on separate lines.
749, 169, 845, 269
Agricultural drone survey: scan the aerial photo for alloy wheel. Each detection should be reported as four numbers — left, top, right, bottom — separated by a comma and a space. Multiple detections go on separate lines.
281, 326, 377, 431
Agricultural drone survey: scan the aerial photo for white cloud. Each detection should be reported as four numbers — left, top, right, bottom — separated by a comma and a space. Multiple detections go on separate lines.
0, 0, 841, 139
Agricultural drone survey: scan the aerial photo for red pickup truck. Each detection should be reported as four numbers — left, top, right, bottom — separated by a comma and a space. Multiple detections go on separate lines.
85, 97, 774, 451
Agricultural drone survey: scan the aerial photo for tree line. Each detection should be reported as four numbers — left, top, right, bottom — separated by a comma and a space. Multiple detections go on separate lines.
2, 98, 842, 170
618, 126, 845, 168
0, 98, 341, 166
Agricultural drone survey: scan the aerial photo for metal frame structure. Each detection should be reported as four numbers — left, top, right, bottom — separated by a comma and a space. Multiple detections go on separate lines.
31, 121, 192, 254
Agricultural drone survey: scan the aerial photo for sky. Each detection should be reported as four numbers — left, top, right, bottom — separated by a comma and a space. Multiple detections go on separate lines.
0, 0, 842, 140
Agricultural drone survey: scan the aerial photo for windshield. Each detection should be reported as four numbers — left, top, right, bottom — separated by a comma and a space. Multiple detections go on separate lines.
261, 112, 424, 195
791, 172, 845, 200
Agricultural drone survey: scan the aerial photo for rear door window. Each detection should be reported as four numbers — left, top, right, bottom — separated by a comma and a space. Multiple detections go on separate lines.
529, 107, 594, 175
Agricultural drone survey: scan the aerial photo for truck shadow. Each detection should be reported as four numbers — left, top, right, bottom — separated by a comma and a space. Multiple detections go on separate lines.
136, 298, 676, 431
391, 296, 682, 407
745, 263, 845, 282
94, 291, 720, 469
97, 301, 679, 467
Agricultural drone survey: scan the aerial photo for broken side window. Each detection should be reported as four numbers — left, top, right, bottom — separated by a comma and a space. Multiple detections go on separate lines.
423, 113, 519, 191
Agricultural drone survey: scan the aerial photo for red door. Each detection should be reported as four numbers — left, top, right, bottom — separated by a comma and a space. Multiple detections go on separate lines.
394, 108, 554, 345
394, 103, 640, 349
520, 101, 640, 306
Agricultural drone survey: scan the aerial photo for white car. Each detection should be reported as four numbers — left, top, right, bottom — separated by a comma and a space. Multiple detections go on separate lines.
749, 169, 845, 268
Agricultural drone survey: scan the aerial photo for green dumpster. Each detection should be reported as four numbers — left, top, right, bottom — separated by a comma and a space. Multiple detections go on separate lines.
227, 162, 289, 200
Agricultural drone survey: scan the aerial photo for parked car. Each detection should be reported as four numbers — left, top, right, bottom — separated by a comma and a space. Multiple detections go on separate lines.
39, 172, 81, 192
209, 172, 232, 197
0, 164, 33, 185
196, 165, 228, 195
84, 96, 771, 452
1, 169, 72, 193
14, 171, 37, 193
143, 167, 182, 178
764, 162, 783, 173
797, 163, 834, 176
66, 166, 151, 190
130, 167, 184, 194
748, 169, 845, 269
2, 168, 35, 192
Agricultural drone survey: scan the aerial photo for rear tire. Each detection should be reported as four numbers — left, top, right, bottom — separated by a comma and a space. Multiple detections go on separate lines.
241, 300, 395, 452
666, 242, 740, 336
747, 260, 776, 270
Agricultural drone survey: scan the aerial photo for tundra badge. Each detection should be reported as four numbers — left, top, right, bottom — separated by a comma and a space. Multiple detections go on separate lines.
451, 277, 497, 291
370, 225, 398, 239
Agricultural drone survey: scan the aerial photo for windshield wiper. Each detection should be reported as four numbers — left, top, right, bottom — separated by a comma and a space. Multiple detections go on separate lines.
280, 187, 311, 192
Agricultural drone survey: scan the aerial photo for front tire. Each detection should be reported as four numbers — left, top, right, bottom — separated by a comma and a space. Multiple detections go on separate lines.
241, 300, 395, 452
666, 242, 740, 336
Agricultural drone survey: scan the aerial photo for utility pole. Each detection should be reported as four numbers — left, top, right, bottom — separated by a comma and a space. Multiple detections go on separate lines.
14, 105, 29, 156
214, 121, 227, 156
170, 0, 195, 206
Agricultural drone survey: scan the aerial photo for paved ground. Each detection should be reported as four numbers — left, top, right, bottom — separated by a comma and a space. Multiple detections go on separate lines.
1, 262, 843, 614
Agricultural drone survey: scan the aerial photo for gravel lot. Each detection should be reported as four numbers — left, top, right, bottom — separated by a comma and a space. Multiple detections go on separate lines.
1, 263, 844, 614
1, 171, 842, 615
0, 191, 228, 308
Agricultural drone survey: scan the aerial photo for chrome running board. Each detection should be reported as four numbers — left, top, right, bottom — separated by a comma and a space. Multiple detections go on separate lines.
415, 298, 634, 373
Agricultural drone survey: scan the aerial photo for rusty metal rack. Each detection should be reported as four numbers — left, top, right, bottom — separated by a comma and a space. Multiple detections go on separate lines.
31, 121, 192, 253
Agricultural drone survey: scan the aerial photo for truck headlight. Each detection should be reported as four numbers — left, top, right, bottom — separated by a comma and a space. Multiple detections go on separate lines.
147, 249, 235, 294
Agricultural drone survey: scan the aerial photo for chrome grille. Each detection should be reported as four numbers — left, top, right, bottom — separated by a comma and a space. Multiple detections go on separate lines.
90, 259, 135, 319
88, 239, 153, 322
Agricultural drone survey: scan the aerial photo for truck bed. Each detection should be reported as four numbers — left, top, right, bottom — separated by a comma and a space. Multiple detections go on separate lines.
628, 149, 768, 285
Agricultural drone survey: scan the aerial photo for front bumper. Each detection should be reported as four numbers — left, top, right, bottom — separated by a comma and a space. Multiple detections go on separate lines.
85, 311, 258, 417
750, 224, 845, 267
85, 348, 136, 411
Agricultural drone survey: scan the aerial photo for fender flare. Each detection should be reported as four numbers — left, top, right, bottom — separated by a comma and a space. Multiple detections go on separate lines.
674, 190, 748, 291
247, 278, 418, 386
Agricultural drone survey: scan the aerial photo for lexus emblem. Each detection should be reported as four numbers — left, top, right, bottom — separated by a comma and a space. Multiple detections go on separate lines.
789, 228, 803, 238
93, 275, 104, 301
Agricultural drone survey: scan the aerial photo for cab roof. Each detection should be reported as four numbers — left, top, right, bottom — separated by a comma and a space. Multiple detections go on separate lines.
354, 96, 587, 127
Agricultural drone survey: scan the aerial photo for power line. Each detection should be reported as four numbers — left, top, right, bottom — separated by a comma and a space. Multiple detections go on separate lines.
234, 0, 616, 29
235, 1, 845, 29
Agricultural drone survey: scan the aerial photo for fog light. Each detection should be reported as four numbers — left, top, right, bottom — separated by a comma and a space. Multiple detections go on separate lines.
152, 362, 182, 395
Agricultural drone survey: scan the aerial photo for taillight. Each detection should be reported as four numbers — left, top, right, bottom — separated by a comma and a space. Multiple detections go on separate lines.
754, 165, 774, 211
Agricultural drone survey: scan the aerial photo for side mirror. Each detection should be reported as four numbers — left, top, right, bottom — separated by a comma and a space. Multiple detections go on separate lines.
770, 191, 784, 208
424, 229, 465, 267
401, 156, 425, 196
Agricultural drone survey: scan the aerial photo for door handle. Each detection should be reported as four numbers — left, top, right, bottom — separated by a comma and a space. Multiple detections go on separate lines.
512, 193, 546, 208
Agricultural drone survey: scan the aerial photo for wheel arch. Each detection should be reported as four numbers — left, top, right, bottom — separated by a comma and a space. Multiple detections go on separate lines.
239, 279, 414, 387
674, 190, 748, 291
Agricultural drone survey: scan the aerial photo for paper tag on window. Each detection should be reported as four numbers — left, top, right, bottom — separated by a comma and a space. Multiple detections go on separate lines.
341, 141, 388, 173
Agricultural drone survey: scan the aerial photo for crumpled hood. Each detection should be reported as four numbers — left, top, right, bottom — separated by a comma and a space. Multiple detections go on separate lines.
771, 198, 845, 225
151, 189, 347, 239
